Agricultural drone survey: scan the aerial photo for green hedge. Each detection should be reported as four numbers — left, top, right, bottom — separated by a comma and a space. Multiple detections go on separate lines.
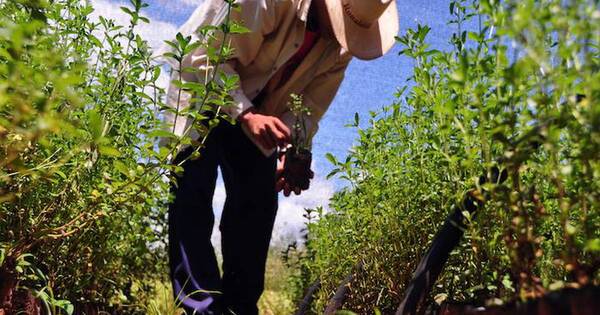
300, 0, 599, 313
0, 0, 239, 313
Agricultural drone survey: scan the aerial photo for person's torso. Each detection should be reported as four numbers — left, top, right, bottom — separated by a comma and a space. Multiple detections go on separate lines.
233, 0, 348, 116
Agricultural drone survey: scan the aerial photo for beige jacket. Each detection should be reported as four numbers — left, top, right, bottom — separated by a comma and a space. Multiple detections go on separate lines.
160, 0, 352, 154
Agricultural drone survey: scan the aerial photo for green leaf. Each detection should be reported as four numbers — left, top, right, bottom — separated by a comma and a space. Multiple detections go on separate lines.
87, 110, 103, 141
584, 239, 600, 252
229, 22, 250, 34
120, 6, 134, 16
98, 145, 122, 157
325, 153, 338, 165
148, 129, 177, 139
54, 300, 74, 315
54, 170, 67, 179
113, 160, 130, 176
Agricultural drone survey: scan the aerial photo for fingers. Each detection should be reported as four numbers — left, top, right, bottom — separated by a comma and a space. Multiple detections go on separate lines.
277, 157, 314, 197
259, 127, 276, 149
276, 162, 284, 177
276, 153, 285, 178
277, 177, 292, 196
266, 123, 287, 147
244, 114, 290, 150
253, 125, 273, 150
273, 118, 291, 143
279, 181, 306, 196
276, 177, 285, 192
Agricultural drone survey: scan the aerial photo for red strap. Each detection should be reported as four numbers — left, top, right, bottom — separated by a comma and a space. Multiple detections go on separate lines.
278, 29, 321, 87
253, 29, 321, 107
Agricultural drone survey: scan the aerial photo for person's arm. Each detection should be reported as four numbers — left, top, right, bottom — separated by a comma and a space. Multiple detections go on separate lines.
164, 0, 290, 150
185, 0, 275, 119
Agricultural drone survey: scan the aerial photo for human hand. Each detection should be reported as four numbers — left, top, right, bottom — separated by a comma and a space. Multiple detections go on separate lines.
276, 149, 314, 196
238, 108, 291, 150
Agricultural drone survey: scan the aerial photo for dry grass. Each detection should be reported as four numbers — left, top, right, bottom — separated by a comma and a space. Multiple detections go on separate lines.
259, 250, 297, 315
144, 250, 297, 315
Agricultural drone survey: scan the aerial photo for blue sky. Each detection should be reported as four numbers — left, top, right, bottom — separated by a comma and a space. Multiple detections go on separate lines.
91, 0, 465, 244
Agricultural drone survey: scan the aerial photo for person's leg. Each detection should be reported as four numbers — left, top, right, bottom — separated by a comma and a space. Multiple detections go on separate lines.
168, 129, 223, 315
217, 123, 279, 315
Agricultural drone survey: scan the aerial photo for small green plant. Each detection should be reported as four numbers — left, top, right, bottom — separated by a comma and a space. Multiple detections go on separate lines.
283, 94, 314, 191
288, 93, 312, 153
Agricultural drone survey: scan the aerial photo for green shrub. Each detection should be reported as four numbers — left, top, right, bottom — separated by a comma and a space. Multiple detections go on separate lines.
0, 0, 239, 312
300, 0, 599, 313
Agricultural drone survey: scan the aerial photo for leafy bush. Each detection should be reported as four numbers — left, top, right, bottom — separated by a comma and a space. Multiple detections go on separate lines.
299, 0, 599, 313
0, 0, 239, 312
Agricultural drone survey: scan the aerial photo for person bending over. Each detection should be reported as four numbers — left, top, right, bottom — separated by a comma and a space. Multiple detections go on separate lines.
160, 0, 399, 314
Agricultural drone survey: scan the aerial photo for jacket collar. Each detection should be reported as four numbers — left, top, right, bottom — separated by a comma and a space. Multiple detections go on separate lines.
296, 0, 312, 22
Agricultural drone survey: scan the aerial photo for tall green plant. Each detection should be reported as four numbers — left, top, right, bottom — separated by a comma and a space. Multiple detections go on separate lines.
298, 0, 599, 313
0, 0, 242, 312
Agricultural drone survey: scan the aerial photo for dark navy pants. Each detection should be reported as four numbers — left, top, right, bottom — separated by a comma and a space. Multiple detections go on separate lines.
168, 120, 278, 315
